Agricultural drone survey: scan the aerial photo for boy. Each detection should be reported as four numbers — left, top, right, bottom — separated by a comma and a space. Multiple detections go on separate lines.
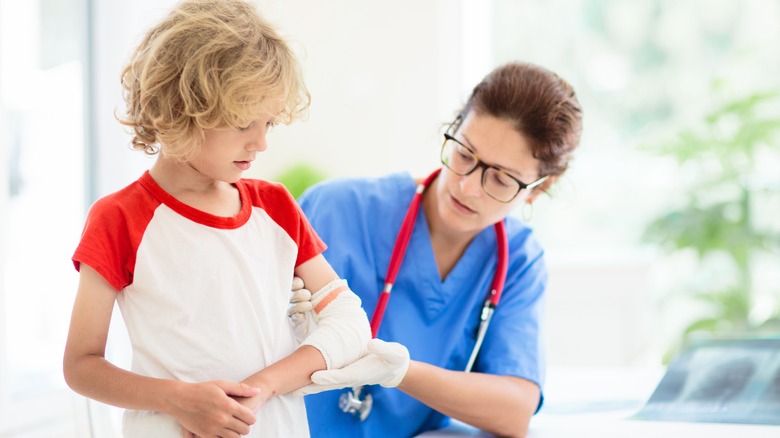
63, 1, 371, 436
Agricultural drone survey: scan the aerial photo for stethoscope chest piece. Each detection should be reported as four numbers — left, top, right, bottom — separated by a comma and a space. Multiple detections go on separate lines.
339, 387, 373, 421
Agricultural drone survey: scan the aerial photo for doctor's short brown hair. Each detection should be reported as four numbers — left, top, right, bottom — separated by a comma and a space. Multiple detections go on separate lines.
454, 62, 583, 180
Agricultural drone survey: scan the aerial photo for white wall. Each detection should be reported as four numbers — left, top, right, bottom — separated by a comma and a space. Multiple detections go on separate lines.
544, 252, 657, 367
91, 0, 175, 196
91, 0, 464, 198
0, 0, 7, 417
248, 0, 463, 182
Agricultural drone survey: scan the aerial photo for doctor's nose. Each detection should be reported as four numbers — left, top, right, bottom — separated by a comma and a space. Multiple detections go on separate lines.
459, 167, 484, 198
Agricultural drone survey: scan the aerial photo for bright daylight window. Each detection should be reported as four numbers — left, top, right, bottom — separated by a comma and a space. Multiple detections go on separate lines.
488, 0, 780, 363
1, 0, 89, 435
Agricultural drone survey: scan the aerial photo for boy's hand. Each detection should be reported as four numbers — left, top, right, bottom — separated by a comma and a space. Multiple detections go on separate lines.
232, 383, 273, 414
171, 380, 259, 438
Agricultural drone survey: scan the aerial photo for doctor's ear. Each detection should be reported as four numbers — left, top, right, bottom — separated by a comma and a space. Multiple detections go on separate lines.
526, 175, 558, 204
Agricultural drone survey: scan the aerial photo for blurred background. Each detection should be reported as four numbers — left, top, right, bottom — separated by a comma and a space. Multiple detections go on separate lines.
1, 0, 779, 436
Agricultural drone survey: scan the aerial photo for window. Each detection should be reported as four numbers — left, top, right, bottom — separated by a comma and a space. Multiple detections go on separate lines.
483, 0, 780, 365
1, 0, 91, 435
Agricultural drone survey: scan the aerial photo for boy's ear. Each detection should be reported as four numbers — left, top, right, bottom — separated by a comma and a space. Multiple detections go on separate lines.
526, 175, 558, 204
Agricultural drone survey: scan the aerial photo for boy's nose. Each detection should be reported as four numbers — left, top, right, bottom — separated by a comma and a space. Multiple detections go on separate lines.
247, 131, 269, 152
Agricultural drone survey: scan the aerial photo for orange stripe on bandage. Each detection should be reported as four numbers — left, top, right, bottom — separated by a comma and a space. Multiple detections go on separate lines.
313, 285, 348, 314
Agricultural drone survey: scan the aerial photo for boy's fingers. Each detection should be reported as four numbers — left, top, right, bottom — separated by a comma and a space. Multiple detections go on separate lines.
229, 412, 254, 433
216, 381, 261, 398
231, 404, 256, 428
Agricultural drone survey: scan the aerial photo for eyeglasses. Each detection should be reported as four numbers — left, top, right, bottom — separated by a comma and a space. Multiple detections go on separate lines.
440, 133, 547, 203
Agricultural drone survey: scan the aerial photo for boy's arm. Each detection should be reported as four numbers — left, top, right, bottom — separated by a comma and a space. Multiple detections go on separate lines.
63, 264, 259, 437
238, 254, 371, 409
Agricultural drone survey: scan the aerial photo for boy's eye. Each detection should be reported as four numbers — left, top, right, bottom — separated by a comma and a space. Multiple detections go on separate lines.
237, 122, 254, 132
237, 120, 277, 132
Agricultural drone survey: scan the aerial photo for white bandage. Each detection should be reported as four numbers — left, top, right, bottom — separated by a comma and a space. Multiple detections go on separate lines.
300, 279, 371, 370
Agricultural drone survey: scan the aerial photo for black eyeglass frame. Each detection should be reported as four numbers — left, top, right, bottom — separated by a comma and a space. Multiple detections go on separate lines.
440, 133, 548, 203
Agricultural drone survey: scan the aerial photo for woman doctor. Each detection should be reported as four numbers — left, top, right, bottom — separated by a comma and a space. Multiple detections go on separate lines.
293, 62, 583, 438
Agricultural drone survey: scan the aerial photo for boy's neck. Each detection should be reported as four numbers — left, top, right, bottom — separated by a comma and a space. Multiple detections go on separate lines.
150, 156, 220, 196
149, 157, 242, 217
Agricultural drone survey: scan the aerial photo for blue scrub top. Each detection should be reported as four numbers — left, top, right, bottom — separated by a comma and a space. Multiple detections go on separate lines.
298, 172, 547, 438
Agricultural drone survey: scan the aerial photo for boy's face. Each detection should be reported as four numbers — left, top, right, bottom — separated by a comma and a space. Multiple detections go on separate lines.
189, 111, 279, 183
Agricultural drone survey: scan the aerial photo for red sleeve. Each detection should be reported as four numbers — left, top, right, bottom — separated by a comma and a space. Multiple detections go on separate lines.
241, 179, 327, 267
72, 182, 159, 291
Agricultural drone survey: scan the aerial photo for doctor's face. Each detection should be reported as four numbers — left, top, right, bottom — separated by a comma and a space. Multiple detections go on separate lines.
432, 111, 544, 235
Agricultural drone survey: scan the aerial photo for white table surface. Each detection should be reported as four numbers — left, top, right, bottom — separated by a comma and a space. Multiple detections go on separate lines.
417, 367, 780, 438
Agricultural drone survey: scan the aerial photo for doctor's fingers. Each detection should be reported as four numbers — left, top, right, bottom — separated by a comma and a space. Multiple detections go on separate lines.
367, 339, 410, 365
293, 381, 344, 396
290, 288, 312, 303
309, 359, 380, 387
292, 276, 304, 290
287, 300, 313, 316
288, 289, 313, 316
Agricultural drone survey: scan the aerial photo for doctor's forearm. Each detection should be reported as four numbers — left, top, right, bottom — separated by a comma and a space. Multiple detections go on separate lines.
397, 360, 538, 438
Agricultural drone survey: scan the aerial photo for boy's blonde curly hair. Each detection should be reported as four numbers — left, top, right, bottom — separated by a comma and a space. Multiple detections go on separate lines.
118, 0, 309, 161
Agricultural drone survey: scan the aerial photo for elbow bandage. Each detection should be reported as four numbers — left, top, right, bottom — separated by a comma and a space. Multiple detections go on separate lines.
300, 279, 371, 370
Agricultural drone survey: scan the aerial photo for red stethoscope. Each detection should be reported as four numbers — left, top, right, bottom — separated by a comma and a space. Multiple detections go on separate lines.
339, 168, 510, 420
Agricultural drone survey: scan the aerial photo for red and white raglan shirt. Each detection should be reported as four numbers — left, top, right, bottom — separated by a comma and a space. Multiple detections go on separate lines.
72, 171, 326, 437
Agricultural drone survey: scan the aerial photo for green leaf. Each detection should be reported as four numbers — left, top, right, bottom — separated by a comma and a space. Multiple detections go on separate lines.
274, 163, 327, 200
642, 88, 780, 350
683, 317, 728, 336
705, 91, 780, 122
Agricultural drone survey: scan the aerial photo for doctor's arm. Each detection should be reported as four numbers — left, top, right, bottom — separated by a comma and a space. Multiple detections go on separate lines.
298, 336, 536, 437
399, 362, 539, 438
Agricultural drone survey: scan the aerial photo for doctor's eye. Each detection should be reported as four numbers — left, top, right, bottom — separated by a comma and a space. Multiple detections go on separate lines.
455, 144, 474, 161
489, 170, 514, 188
266, 120, 278, 130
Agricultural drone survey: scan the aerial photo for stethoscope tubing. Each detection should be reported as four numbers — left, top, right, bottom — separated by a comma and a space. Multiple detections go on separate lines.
369, 170, 438, 337
369, 168, 509, 362
342, 168, 510, 420
465, 220, 507, 372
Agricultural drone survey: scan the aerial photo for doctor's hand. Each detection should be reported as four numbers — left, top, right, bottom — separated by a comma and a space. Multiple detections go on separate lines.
295, 338, 410, 396
288, 276, 316, 344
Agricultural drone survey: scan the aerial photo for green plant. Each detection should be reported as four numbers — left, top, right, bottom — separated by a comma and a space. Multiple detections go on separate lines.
274, 162, 327, 199
643, 90, 780, 343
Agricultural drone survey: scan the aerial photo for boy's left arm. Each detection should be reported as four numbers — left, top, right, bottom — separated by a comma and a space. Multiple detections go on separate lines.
236, 254, 371, 411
